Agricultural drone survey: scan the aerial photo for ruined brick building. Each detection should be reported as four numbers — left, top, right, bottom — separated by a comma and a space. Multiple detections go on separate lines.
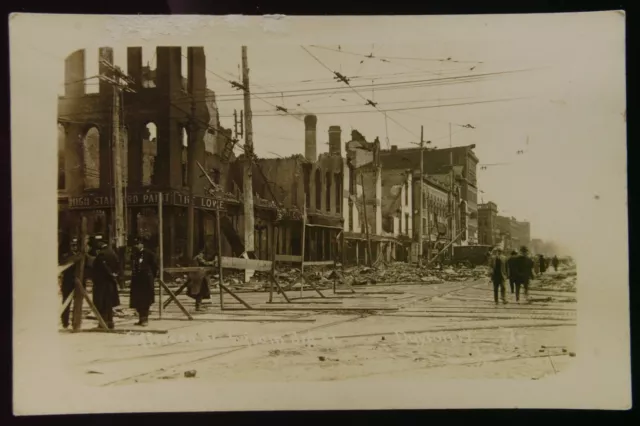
57, 46, 241, 266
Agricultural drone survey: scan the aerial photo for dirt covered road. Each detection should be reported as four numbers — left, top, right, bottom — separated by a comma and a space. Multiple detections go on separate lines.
57, 266, 577, 386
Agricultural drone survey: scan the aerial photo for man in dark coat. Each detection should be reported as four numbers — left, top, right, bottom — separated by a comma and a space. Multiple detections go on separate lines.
91, 242, 121, 329
551, 255, 560, 272
511, 246, 535, 303
488, 247, 508, 305
130, 237, 158, 326
59, 235, 78, 329
506, 250, 518, 294
539, 254, 548, 274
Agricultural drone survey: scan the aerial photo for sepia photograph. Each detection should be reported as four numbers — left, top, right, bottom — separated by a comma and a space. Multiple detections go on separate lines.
10, 12, 629, 414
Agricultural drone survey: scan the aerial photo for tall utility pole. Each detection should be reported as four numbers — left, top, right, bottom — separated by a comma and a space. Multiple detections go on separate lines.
99, 59, 135, 280
448, 122, 455, 260
418, 126, 424, 268
186, 51, 196, 259
360, 172, 373, 267
241, 46, 256, 282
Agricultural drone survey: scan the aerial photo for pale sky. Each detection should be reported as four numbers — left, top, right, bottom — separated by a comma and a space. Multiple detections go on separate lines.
15, 13, 626, 255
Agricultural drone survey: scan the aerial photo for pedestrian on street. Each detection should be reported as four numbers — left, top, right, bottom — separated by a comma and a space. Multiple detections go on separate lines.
507, 250, 518, 294
91, 241, 121, 329
59, 234, 79, 329
552, 255, 560, 272
130, 237, 158, 326
539, 254, 548, 274
488, 247, 508, 305
187, 239, 215, 311
512, 246, 535, 303
533, 254, 540, 276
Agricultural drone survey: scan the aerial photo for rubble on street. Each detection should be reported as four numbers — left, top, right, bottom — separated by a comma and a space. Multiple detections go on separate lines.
531, 265, 577, 293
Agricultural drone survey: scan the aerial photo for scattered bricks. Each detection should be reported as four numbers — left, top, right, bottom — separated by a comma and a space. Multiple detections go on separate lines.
184, 370, 197, 378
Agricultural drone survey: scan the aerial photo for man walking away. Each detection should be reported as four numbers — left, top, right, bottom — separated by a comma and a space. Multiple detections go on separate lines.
130, 237, 158, 326
552, 255, 560, 272
539, 254, 548, 274
488, 247, 508, 305
91, 242, 121, 329
507, 250, 518, 294
513, 246, 535, 303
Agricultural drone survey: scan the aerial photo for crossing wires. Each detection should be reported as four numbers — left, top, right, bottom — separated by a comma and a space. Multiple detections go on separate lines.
300, 45, 419, 139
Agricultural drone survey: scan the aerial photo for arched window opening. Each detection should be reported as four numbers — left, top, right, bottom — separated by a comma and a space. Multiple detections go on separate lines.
182, 127, 189, 187
325, 172, 332, 212
83, 126, 100, 190
142, 122, 157, 186
315, 169, 321, 210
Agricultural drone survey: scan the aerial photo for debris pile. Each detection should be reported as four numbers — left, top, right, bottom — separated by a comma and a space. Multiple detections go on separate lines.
533, 267, 577, 292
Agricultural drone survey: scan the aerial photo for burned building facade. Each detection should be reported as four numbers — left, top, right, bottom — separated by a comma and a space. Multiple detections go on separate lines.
57, 46, 240, 266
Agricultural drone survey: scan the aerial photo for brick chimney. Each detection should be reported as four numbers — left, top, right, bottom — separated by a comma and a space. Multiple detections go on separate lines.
304, 115, 317, 162
328, 125, 342, 156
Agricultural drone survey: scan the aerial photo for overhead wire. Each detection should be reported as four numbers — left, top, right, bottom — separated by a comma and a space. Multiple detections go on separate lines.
308, 44, 483, 64
301, 45, 418, 139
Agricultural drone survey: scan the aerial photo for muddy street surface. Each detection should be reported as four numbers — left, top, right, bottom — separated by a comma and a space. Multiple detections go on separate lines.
57, 269, 577, 386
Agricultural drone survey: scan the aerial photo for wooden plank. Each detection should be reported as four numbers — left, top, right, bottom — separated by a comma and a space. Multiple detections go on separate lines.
59, 291, 74, 317
164, 266, 215, 274
219, 283, 252, 309
304, 260, 335, 267
72, 217, 87, 331
158, 192, 163, 319
274, 254, 302, 263
159, 279, 194, 320
220, 256, 272, 272
223, 306, 399, 312
79, 328, 168, 335
162, 281, 188, 309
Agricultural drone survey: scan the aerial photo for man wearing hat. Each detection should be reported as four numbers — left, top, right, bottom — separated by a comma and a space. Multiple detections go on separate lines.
511, 246, 535, 302
506, 250, 519, 294
91, 241, 121, 329
130, 237, 158, 326
488, 247, 508, 305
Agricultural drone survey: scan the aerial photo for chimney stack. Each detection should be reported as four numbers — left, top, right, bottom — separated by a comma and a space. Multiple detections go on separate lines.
328, 125, 342, 156
304, 115, 317, 162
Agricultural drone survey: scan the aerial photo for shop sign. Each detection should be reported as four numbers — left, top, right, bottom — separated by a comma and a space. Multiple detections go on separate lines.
68, 192, 173, 209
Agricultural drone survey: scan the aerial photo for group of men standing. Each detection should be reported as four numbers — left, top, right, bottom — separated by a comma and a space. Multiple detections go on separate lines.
58, 234, 216, 329
488, 246, 540, 305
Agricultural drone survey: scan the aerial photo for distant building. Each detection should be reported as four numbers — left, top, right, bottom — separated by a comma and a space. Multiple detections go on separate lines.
478, 202, 499, 246
380, 143, 479, 244
495, 215, 531, 250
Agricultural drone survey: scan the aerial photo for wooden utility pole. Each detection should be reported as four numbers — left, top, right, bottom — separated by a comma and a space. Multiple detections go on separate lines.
72, 217, 87, 331
158, 192, 164, 319
418, 126, 424, 268
241, 46, 256, 283
448, 122, 455, 260
186, 55, 197, 259
99, 59, 135, 282
360, 173, 373, 267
